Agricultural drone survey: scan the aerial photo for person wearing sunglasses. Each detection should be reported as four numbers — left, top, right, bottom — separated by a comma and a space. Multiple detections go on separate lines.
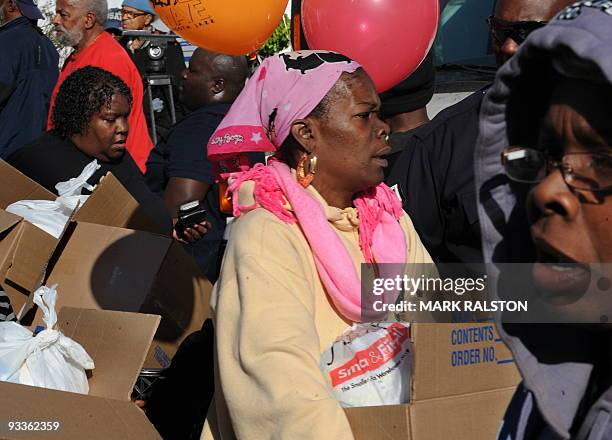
378, 0, 572, 271
488, 0, 575, 66
476, 2, 612, 438
120, 0, 186, 142
121, 0, 156, 50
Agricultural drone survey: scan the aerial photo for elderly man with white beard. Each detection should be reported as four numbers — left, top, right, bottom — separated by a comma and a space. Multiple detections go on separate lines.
48, 0, 154, 172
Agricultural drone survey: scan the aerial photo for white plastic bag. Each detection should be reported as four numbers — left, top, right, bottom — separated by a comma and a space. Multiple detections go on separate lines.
5, 160, 100, 238
54, 159, 100, 199
320, 322, 412, 408
0, 285, 95, 394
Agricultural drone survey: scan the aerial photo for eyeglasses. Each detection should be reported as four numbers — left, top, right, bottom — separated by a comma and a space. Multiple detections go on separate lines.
121, 9, 149, 19
501, 147, 612, 192
486, 16, 548, 45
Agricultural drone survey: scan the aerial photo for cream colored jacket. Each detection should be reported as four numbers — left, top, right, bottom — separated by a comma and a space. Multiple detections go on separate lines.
202, 184, 433, 440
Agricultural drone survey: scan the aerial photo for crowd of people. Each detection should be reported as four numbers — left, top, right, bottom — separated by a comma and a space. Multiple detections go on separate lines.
1, 0, 611, 438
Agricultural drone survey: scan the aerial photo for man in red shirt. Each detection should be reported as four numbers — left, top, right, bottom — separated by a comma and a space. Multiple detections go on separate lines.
48, 0, 152, 172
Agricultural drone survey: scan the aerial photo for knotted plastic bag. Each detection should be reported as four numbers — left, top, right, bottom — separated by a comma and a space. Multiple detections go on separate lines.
320, 322, 412, 407
5, 160, 100, 238
0, 285, 95, 394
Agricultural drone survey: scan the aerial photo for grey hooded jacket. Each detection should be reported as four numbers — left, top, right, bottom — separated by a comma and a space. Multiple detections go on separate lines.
475, 2, 612, 439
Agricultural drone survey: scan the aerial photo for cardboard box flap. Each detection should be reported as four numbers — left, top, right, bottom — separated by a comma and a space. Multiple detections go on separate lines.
57, 307, 161, 401
0, 381, 162, 440
408, 387, 515, 440
45, 222, 170, 313
344, 387, 516, 440
73, 172, 165, 235
344, 404, 411, 440
4, 223, 57, 292
0, 209, 21, 235
0, 160, 55, 208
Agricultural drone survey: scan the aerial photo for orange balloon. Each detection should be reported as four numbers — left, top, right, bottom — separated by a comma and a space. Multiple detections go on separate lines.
152, 0, 288, 55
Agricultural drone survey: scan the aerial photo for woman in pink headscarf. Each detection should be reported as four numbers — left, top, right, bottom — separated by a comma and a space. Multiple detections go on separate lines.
202, 51, 432, 440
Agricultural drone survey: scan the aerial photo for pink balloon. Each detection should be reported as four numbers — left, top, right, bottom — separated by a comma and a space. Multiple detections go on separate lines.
302, 0, 439, 92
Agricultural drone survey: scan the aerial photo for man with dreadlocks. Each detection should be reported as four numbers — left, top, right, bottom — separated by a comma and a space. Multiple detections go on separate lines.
7, 66, 171, 234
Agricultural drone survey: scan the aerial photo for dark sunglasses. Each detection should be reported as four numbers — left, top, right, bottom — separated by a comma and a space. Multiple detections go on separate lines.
486, 16, 548, 45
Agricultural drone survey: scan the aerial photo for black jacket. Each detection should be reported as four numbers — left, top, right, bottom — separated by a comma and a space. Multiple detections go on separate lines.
0, 18, 58, 159
384, 89, 487, 265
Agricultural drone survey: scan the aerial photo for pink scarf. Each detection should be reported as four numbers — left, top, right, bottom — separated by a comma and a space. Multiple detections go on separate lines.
208, 51, 408, 322
228, 161, 406, 322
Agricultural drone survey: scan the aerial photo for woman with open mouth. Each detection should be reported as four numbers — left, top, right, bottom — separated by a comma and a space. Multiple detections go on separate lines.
476, 3, 612, 439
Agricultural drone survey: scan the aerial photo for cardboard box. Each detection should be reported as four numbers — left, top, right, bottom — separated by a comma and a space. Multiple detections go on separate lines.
71, 172, 165, 236
0, 306, 162, 439
0, 160, 167, 319
345, 387, 514, 440
0, 213, 54, 295
342, 323, 520, 439
410, 323, 520, 400
0, 163, 59, 315
41, 221, 213, 368
0, 160, 164, 236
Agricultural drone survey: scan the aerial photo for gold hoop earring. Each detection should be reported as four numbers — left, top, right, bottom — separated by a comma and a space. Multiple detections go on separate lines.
297, 153, 317, 188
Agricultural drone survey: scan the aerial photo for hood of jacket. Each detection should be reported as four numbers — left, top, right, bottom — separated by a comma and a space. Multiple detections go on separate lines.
475, 3, 612, 438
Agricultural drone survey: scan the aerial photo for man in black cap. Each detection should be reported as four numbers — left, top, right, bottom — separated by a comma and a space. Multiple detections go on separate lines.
0, 0, 58, 159
382, 50, 485, 265
382, 0, 575, 265
380, 51, 435, 174
380, 51, 435, 137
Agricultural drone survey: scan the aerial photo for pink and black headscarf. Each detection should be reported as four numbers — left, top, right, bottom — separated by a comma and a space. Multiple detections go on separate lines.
207, 51, 407, 322
208, 51, 362, 159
